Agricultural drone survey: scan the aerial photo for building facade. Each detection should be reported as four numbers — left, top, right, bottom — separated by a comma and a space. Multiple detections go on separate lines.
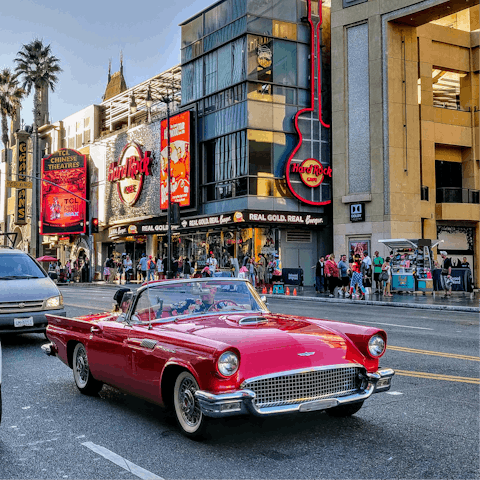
331, 0, 479, 284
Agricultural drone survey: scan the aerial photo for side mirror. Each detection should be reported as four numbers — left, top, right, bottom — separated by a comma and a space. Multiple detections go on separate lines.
260, 295, 268, 307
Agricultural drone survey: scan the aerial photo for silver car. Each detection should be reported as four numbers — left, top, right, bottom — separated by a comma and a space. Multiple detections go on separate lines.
0, 339, 2, 424
0, 248, 66, 334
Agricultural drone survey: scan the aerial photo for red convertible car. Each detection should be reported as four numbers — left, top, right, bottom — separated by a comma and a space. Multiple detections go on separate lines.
42, 278, 394, 438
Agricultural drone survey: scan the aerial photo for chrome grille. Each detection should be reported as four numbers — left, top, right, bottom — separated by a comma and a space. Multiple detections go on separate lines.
0, 300, 44, 314
242, 366, 362, 408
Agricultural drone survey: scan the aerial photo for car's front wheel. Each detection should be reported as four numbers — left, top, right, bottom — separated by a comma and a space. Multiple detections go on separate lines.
173, 371, 206, 439
326, 401, 364, 417
72, 343, 103, 395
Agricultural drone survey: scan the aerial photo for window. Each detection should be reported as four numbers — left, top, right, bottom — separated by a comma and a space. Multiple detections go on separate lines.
248, 129, 272, 174
204, 51, 218, 95
432, 69, 467, 110
273, 40, 297, 85
247, 15, 272, 35
217, 44, 232, 90
248, 36, 273, 82
272, 20, 296, 40
182, 15, 203, 48
272, 0, 297, 22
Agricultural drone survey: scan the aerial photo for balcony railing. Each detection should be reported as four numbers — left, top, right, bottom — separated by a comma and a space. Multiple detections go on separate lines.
436, 188, 480, 204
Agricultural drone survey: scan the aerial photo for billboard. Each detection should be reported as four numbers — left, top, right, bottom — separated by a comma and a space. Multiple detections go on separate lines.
160, 111, 191, 210
40, 149, 87, 235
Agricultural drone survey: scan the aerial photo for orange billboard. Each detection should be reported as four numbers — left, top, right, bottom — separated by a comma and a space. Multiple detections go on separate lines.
160, 111, 191, 209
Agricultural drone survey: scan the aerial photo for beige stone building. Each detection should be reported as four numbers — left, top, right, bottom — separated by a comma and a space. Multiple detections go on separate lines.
331, 0, 479, 285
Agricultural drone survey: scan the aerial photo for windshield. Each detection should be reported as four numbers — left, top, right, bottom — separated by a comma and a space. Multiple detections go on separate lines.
130, 279, 268, 324
0, 254, 47, 279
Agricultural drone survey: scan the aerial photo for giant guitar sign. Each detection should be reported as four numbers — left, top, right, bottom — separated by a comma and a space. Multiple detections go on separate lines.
285, 0, 332, 206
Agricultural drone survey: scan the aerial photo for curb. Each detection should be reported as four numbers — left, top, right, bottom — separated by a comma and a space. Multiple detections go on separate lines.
265, 294, 480, 313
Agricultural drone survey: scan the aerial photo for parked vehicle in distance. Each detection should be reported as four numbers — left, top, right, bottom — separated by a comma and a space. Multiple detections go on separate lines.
0, 248, 65, 334
42, 278, 394, 438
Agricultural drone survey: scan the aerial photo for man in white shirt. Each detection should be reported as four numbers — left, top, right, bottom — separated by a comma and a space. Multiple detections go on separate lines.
206, 252, 217, 274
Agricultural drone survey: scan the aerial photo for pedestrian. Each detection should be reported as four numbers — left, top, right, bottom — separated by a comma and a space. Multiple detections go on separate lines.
257, 254, 266, 286
124, 255, 133, 283
177, 256, 184, 278
156, 256, 164, 279
230, 256, 239, 277
108, 255, 117, 283
206, 252, 218, 275
373, 251, 384, 294
138, 253, 148, 282
337, 254, 350, 296
325, 254, 340, 297
66, 259, 72, 283
381, 257, 392, 296
248, 258, 256, 286
184, 257, 191, 279
440, 251, 452, 296
460, 256, 470, 268
103, 257, 110, 282
348, 255, 366, 300
147, 255, 156, 282
361, 251, 372, 293
82, 257, 90, 283
312, 256, 325, 293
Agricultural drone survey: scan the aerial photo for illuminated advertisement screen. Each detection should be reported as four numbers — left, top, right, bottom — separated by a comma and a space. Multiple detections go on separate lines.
40, 149, 87, 235
160, 111, 191, 209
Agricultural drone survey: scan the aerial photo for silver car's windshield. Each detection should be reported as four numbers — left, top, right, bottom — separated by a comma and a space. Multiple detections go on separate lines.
0, 254, 46, 279
130, 279, 268, 324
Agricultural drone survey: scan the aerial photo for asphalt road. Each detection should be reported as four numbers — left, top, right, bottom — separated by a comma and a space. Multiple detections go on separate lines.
0, 286, 478, 479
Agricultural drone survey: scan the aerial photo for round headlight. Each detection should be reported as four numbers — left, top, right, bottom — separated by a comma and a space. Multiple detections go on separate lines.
217, 351, 239, 376
368, 335, 385, 357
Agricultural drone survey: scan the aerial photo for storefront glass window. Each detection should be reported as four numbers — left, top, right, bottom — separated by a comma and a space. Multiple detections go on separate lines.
272, 20, 297, 40
248, 129, 272, 174
247, 35, 273, 82
182, 15, 203, 48
273, 40, 297, 86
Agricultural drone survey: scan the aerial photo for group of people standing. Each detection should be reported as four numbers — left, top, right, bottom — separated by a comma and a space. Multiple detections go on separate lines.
314, 251, 393, 300
49, 257, 90, 283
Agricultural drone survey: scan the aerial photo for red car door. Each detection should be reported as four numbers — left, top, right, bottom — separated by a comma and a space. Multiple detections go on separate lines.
87, 320, 131, 389
125, 326, 170, 403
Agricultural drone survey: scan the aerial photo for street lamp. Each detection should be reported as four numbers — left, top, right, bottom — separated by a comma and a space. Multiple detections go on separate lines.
129, 94, 137, 114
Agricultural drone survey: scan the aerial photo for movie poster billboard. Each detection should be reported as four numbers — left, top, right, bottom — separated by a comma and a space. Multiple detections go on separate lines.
160, 111, 191, 210
41, 149, 87, 235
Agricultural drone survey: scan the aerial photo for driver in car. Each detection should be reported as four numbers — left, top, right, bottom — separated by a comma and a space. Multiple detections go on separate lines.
163, 287, 229, 316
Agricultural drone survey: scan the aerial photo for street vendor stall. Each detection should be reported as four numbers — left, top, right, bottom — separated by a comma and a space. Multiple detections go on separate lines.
378, 239, 441, 293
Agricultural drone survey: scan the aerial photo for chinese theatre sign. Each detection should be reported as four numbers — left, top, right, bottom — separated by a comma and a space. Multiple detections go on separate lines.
160, 111, 191, 210
285, 0, 332, 206
15, 141, 27, 225
108, 142, 152, 206
41, 149, 87, 235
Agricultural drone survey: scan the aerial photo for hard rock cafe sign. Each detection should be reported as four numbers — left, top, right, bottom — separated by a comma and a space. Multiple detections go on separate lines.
107, 142, 152, 206
285, 0, 332, 206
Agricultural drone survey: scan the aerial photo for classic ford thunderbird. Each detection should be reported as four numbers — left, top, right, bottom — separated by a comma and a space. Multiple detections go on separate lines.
42, 278, 394, 438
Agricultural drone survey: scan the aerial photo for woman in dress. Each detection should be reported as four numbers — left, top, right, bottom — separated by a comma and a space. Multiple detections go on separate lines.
103, 258, 110, 282
324, 254, 340, 298
382, 257, 392, 296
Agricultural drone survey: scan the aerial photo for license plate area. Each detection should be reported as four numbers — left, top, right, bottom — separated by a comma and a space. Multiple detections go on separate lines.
299, 398, 338, 412
14, 317, 34, 328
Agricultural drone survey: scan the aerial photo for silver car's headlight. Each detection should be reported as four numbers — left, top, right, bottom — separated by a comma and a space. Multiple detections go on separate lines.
44, 295, 63, 309
217, 351, 239, 376
368, 335, 386, 357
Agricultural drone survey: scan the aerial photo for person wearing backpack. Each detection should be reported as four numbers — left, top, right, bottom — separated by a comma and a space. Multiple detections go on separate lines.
147, 255, 156, 282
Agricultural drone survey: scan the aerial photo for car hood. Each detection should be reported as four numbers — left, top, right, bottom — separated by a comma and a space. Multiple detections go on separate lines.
163, 313, 366, 379
0, 277, 60, 302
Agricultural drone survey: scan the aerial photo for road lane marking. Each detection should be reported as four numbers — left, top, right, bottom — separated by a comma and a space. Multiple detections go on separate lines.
361, 321, 433, 330
395, 370, 480, 384
64, 303, 108, 311
389, 346, 479, 361
82, 442, 163, 480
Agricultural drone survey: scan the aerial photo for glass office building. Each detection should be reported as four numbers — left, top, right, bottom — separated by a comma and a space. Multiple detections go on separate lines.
179, 0, 332, 284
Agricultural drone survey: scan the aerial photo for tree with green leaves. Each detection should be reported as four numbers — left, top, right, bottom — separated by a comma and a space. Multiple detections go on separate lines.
0, 68, 24, 152
14, 38, 62, 128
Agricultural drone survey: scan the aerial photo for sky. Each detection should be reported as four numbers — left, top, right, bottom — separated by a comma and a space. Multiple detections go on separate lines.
0, 0, 214, 126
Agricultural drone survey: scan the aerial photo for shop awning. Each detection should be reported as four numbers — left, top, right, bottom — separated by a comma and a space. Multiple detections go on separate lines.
379, 239, 443, 251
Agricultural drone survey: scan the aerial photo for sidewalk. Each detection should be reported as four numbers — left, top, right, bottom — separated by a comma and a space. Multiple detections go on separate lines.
58, 280, 479, 312
263, 285, 480, 313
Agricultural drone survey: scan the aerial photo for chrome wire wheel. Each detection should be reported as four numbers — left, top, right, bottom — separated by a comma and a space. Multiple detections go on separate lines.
72, 343, 102, 395
173, 371, 205, 437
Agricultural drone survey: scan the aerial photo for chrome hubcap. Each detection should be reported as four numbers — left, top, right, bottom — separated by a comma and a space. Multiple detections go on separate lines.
179, 378, 201, 427
76, 348, 88, 385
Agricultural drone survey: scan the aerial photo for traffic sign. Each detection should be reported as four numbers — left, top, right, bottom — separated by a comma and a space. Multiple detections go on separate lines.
7, 180, 33, 189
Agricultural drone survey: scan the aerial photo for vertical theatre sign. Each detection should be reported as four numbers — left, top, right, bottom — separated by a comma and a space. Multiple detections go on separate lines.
40, 149, 87, 235
160, 111, 191, 209
15, 140, 28, 224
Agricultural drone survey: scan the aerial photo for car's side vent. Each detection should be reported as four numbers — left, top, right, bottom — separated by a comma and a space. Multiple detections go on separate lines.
140, 339, 158, 349
239, 316, 269, 325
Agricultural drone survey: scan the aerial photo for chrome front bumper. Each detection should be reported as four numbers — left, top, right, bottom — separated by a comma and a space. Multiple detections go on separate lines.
195, 368, 395, 418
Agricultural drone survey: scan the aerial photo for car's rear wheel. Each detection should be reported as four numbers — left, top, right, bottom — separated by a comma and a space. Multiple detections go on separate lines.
326, 401, 364, 417
173, 371, 206, 439
72, 343, 103, 395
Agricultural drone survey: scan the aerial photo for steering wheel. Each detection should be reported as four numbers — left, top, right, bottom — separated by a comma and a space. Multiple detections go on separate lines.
206, 300, 239, 312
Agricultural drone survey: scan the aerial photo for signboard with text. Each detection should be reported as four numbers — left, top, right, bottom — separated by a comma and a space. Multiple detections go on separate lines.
40, 149, 87, 235
15, 140, 28, 225
160, 111, 191, 209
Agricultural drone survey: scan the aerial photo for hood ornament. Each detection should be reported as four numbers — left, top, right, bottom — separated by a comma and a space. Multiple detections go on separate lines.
298, 352, 315, 357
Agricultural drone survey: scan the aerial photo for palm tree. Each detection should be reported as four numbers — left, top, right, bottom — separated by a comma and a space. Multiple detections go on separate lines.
0, 68, 24, 151
14, 38, 62, 127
